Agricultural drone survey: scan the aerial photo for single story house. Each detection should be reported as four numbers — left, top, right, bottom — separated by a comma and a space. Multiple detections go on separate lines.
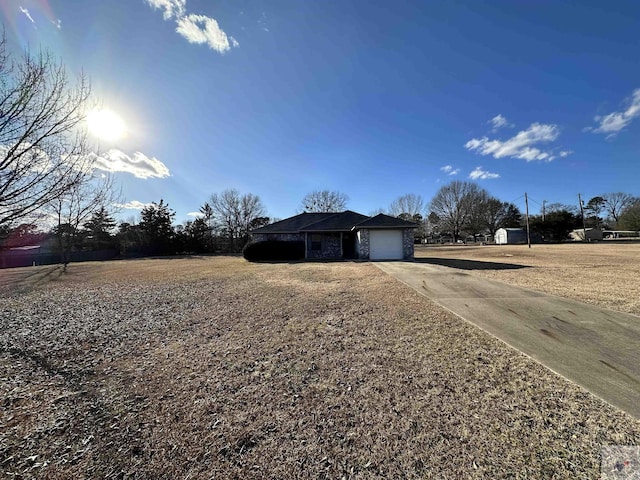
250, 210, 417, 260
494, 228, 528, 245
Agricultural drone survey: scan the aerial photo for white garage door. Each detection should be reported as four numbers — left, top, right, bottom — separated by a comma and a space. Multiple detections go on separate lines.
369, 230, 403, 260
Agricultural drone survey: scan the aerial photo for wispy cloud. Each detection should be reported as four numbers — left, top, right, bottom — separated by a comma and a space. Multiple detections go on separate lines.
465, 123, 561, 162
92, 149, 170, 179
114, 200, 153, 210
590, 88, 640, 138
19, 6, 35, 23
489, 114, 513, 132
187, 211, 204, 217
176, 14, 237, 53
440, 165, 460, 176
145, 0, 186, 20
145, 0, 238, 54
469, 166, 500, 180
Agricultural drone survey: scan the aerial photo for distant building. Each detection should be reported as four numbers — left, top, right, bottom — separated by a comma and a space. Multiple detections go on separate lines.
494, 228, 527, 245
570, 228, 603, 242
603, 230, 640, 239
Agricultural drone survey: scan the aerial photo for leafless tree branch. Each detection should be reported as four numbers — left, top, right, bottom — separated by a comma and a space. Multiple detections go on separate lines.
0, 34, 93, 226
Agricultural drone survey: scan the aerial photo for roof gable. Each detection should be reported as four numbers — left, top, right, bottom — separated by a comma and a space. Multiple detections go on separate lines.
251, 211, 418, 234
301, 210, 370, 231
354, 213, 418, 229
251, 212, 335, 234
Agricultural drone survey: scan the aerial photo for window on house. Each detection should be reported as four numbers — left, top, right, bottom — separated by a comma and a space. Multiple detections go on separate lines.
311, 234, 322, 251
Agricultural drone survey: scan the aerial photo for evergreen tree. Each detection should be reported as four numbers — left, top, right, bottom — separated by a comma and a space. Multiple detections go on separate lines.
139, 200, 176, 255
83, 207, 117, 250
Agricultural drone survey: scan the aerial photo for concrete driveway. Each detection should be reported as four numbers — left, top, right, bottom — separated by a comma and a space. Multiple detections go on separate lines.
376, 261, 640, 419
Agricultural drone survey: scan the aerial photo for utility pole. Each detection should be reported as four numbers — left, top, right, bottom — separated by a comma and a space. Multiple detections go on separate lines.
542, 200, 546, 222
525, 192, 531, 249
578, 193, 587, 241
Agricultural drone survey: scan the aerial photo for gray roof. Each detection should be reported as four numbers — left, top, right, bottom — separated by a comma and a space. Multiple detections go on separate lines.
251, 212, 336, 234
301, 210, 370, 232
252, 211, 417, 234
354, 213, 418, 229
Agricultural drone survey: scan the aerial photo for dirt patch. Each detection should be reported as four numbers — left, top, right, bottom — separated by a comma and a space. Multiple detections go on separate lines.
416, 243, 640, 315
1, 256, 639, 478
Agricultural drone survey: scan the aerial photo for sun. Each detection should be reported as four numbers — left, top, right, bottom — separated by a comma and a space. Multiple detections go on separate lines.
87, 108, 126, 142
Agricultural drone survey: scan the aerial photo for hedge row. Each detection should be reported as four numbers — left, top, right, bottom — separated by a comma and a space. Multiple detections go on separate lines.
243, 240, 305, 262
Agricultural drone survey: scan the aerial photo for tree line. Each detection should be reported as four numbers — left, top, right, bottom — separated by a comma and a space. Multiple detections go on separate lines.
3, 179, 639, 265
0, 190, 345, 260
423, 183, 640, 243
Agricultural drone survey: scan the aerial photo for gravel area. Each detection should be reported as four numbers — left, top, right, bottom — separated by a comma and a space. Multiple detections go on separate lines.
1, 256, 639, 478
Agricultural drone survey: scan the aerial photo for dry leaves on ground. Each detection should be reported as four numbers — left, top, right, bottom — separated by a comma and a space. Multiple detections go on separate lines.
1, 256, 639, 479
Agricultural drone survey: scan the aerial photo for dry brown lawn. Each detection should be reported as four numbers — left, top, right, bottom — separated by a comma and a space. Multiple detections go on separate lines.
415, 242, 640, 316
1, 256, 640, 479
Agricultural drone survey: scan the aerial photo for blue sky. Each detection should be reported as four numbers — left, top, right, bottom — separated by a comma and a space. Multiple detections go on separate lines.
2, 0, 639, 222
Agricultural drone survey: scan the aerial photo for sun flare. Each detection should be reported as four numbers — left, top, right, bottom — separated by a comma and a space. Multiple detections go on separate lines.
87, 108, 126, 142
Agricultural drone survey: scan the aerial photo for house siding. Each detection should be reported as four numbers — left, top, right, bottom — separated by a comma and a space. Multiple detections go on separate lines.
306, 232, 341, 259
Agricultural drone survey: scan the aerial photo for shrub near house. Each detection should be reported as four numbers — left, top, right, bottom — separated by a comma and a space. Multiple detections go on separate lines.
243, 240, 305, 261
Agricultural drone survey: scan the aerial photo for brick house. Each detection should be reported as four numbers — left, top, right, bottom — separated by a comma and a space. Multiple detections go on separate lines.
250, 210, 417, 260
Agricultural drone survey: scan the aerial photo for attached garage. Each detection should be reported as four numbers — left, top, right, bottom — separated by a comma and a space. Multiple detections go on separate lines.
369, 229, 404, 260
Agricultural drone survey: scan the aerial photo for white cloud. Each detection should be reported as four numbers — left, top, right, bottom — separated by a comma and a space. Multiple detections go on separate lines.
187, 211, 204, 217
92, 149, 170, 179
1, 143, 169, 179
469, 166, 500, 180
19, 7, 35, 23
592, 88, 640, 137
114, 200, 153, 210
440, 165, 460, 176
176, 14, 236, 53
145, 0, 237, 54
465, 123, 560, 162
559, 150, 572, 157
145, 0, 186, 20
489, 114, 513, 131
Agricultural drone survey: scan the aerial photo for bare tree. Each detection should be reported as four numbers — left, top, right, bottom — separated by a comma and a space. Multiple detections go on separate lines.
602, 192, 635, 226
618, 199, 640, 231
0, 35, 93, 226
239, 192, 266, 244
546, 202, 578, 215
49, 172, 119, 268
388, 194, 425, 218
480, 197, 522, 238
429, 181, 483, 241
209, 189, 266, 251
300, 190, 348, 213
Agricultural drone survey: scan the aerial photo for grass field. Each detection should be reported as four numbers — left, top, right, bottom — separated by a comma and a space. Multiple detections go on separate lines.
415, 242, 640, 315
1, 253, 640, 478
